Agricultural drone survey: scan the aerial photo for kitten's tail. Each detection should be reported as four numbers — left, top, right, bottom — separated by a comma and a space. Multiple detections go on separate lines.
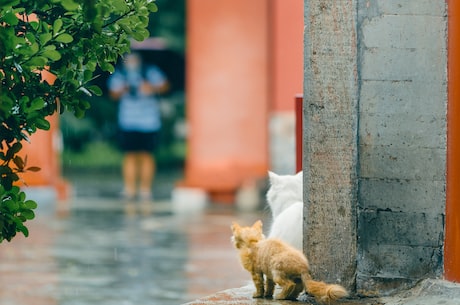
301, 272, 348, 303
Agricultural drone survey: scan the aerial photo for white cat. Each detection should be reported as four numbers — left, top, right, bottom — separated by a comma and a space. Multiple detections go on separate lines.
266, 171, 303, 251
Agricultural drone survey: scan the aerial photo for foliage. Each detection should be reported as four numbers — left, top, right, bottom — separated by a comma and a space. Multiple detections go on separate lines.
0, 185, 37, 241
62, 139, 186, 171
148, 0, 185, 53
0, 0, 158, 242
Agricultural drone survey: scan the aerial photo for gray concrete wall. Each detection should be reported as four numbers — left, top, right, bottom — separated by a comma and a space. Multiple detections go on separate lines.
356, 0, 447, 295
303, 0, 447, 296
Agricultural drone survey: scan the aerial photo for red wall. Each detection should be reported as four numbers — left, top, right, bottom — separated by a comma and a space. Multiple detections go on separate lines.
270, 0, 304, 112
446, 0, 460, 282
185, 0, 270, 200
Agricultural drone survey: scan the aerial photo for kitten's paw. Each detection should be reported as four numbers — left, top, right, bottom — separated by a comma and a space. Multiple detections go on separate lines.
252, 292, 264, 298
264, 292, 273, 299
274, 294, 288, 300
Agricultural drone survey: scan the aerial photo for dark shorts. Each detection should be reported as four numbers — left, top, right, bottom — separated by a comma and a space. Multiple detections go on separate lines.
118, 130, 160, 153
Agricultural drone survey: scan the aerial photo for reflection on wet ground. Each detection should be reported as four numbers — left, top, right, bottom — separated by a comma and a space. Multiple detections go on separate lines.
0, 198, 267, 305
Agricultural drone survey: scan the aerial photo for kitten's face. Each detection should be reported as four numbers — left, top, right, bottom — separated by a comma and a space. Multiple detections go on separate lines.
231, 220, 264, 249
266, 171, 303, 218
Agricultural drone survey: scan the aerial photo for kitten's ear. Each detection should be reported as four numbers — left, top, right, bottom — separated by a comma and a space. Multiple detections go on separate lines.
253, 220, 263, 231
296, 171, 303, 182
231, 221, 240, 233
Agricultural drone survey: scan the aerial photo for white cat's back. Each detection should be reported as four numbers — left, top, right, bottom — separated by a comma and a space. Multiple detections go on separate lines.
266, 171, 304, 251
268, 201, 303, 250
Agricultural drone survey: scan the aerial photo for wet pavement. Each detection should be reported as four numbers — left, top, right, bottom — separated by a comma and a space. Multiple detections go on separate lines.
0, 195, 268, 305
3, 170, 460, 305
185, 278, 460, 305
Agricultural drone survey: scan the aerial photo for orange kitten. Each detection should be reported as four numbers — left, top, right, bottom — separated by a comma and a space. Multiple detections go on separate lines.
231, 220, 348, 303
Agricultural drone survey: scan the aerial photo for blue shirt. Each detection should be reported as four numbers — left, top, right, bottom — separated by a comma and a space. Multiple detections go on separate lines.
108, 66, 167, 132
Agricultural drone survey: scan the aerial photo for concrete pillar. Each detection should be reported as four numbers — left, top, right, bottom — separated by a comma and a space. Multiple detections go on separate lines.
303, 0, 358, 292
357, 1, 446, 295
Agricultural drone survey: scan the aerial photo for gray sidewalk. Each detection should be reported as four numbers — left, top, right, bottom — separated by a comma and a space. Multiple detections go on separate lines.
0, 195, 268, 305
3, 169, 460, 305
184, 278, 460, 305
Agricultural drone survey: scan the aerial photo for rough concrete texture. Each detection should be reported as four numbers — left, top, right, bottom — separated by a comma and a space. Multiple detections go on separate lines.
185, 279, 460, 305
380, 279, 460, 305
356, 0, 447, 295
303, 0, 358, 292
303, 0, 447, 296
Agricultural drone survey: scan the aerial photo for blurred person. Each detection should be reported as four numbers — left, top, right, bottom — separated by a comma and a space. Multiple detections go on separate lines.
108, 52, 170, 201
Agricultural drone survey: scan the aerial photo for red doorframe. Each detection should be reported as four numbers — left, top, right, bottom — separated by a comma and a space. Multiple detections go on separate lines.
446, 0, 460, 282
295, 94, 303, 173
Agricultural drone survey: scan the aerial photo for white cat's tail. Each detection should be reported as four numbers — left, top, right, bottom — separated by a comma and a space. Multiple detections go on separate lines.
301, 272, 348, 303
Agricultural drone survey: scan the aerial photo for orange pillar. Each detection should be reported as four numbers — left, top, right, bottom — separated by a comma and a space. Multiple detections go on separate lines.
17, 114, 70, 201
446, 0, 460, 282
185, 0, 269, 202
15, 69, 70, 202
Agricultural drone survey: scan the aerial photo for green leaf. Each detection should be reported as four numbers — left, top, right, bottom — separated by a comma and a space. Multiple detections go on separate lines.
30, 21, 39, 31
30, 98, 45, 111
2, 11, 19, 26
18, 191, 25, 202
112, 0, 129, 11
147, 2, 158, 12
43, 44, 56, 51
85, 60, 97, 72
30, 41, 40, 54
42, 49, 62, 61
19, 95, 30, 105
34, 118, 51, 130
83, 69, 92, 82
13, 155, 24, 170
26, 167, 41, 172
26, 56, 47, 68
0, 0, 20, 7
39, 33, 52, 45
73, 106, 85, 118
18, 225, 29, 237
53, 19, 63, 34
88, 85, 102, 96
9, 142, 22, 155
131, 31, 146, 42
5, 199, 19, 212
61, 0, 79, 11
118, 22, 132, 35
2, 176, 13, 191
11, 187, 20, 197
23, 200, 38, 209
20, 210, 35, 220
25, 32, 36, 45
15, 42, 39, 56
0, 165, 13, 175
100, 61, 114, 73
80, 100, 91, 110
55, 33, 73, 43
